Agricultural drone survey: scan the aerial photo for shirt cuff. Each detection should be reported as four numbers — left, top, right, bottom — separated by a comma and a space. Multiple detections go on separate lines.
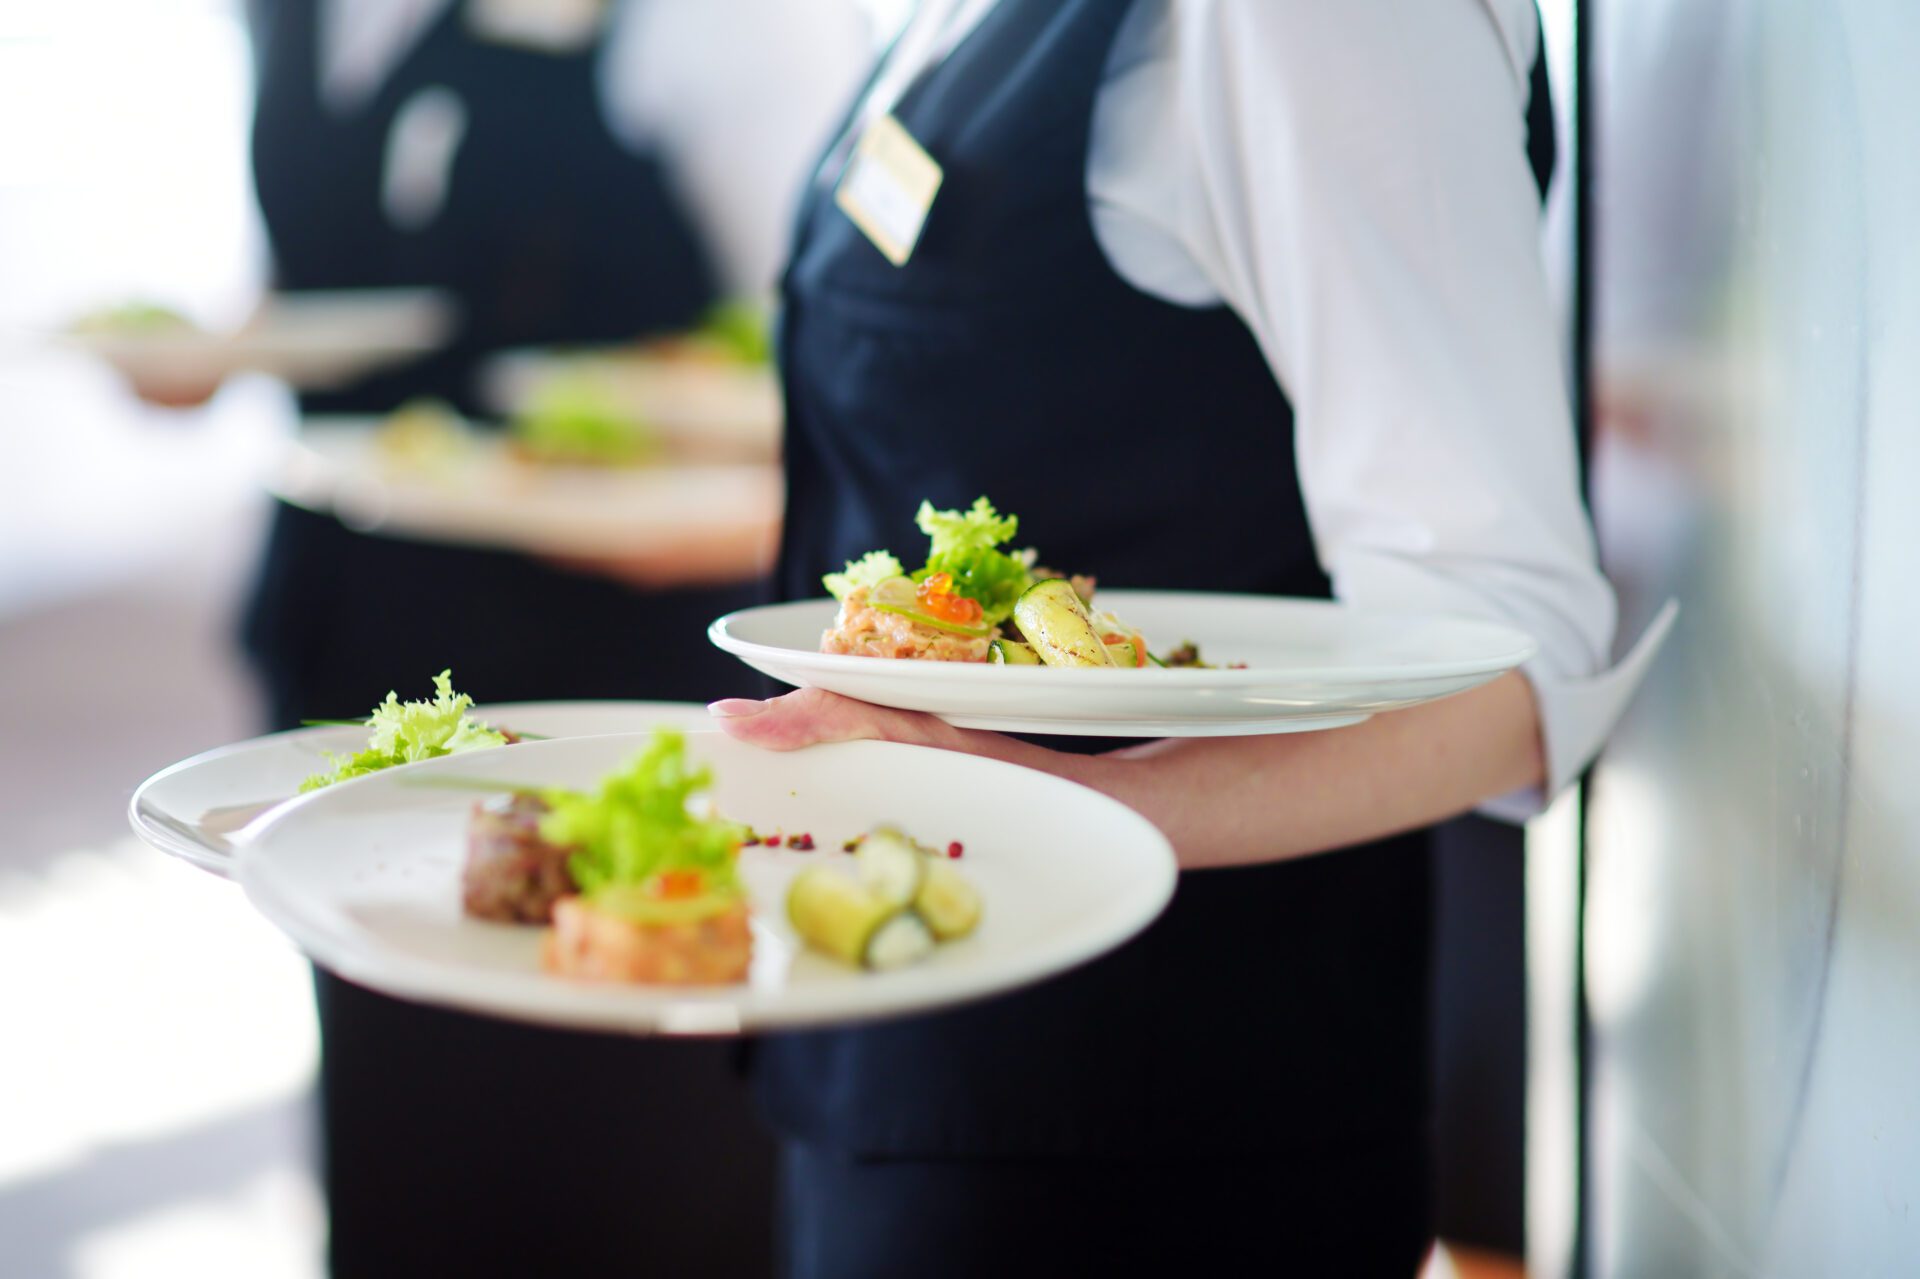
1480, 599, 1680, 822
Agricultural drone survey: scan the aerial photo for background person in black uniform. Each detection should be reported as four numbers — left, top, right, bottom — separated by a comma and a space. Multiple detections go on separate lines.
710, 1, 1656, 1273
233, 2, 869, 1273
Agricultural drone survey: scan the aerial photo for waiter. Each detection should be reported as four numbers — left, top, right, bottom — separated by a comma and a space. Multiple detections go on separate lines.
712, 1, 1652, 1272
236, 2, 868, 1274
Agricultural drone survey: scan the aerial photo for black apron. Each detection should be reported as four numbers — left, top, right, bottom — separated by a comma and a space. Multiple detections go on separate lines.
243, 6, 772, 1276
762, 1, 1552, 1271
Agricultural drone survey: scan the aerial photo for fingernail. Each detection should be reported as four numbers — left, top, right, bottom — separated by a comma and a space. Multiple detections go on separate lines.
707, 698, 769, 719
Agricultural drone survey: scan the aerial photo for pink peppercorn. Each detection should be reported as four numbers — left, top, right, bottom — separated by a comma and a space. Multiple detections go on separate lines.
946, 841, 964, 859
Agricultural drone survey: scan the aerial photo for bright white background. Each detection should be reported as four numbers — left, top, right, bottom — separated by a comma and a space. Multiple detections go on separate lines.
0, 4, 318, 1276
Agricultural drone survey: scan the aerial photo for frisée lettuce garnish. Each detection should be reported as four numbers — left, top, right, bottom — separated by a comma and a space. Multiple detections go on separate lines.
300, 670, 508, 792
539, 729, 747, 915
823, 550, 907, 602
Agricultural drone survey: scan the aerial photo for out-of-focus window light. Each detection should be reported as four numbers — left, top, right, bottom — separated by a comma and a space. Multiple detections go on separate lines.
0, 4, 320, 1276
0, 0, 287, 618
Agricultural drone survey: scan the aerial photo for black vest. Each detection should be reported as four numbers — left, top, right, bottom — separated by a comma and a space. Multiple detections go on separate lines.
249, 0, 717, 414
763, 0, 1549, 1156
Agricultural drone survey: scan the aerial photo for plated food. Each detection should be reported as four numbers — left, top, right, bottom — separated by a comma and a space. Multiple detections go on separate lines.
822, 497, 1218, 669
788, 828, 983, 972
67, 300, 197, 336
228, 731, 1175, 1033
504, 375, 656, 467
478, 302, 782, 464
452, 729, 981, 987
57, 288, 454, 394
495, 730, 757, 984
713, 592, 1540, 737
274, 416, 781, 557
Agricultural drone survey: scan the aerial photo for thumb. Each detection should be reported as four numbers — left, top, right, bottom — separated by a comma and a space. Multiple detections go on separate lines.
706, 688, 938, 751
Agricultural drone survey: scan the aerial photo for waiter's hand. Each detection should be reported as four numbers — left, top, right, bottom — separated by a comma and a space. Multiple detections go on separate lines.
710, 674, 1548, 871
123, 371, 225, 409
709, 687, 958, 751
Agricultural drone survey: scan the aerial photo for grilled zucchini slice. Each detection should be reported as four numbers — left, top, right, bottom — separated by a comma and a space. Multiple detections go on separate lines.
1011, 578, 1114, 668
989, 639, 1042, 665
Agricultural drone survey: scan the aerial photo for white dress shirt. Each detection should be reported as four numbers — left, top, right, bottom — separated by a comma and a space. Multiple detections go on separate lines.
318, 0, 875, 296
837, 0, 1672, 813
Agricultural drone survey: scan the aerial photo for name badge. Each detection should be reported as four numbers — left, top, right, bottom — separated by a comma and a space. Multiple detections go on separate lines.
465, 0, 606, 53
835, 114, 944, 267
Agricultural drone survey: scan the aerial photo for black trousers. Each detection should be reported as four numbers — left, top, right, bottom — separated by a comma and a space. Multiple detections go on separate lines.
776, 1133, 1432, 1279
315, 973, 775, 1279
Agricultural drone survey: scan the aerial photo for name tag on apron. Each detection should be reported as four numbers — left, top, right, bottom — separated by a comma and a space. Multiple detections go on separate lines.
835, 114, 944, 267
465, 0, 606, 53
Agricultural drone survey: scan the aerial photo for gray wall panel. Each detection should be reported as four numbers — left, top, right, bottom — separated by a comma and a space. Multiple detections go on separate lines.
1590, 0, 1920, 1273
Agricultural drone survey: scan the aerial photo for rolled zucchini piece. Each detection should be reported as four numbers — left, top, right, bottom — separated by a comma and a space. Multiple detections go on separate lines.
1012, 578, 1114, 668
788, 867, 894, 967
865, 911, 937, 971
989, 638, 1041, 665
914, 858, 983, 941
856, 827, 927, 907
788, 867, 935, 970
1102, 639, 1139, 669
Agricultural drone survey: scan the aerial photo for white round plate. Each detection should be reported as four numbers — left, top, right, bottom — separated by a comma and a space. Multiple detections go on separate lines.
269, 418, 781, 556
480, 347, 781, 461
233, 731, 1176, 1035
59, 289, 455, 394
711, 591, 1538, 737
129, 702, 716, 879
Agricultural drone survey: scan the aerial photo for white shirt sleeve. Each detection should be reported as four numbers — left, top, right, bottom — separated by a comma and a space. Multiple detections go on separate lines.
1088, 0, 1657, 813
596, 0, 877, 298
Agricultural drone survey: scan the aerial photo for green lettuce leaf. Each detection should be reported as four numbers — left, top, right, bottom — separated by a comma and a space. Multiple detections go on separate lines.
698, 300, 773, 366
912, 497, 1032, 624
510, 373, 656, 465
823, 549, 906, 601
539, 729, 746, 898
299, 670, 507, 792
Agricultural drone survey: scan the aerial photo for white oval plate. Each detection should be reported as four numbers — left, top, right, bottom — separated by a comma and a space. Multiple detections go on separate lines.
129, 702, 717, 880
269, 419, 781, 556
233, 731, 1176, 1035
59, 289, 456, 394
711, 591, 1538, 737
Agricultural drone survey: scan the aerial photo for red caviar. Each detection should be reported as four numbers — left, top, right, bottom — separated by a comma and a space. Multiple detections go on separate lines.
916, 573, 986, 627
653, 869, 705, 900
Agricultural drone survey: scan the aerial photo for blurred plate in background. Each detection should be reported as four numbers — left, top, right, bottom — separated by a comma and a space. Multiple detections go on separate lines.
480, 346, 781, 461
269, 417, 781, 556
57, 288, 456, 396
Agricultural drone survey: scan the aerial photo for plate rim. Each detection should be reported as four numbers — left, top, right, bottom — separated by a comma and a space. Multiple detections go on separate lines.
127, 700, 722, 875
